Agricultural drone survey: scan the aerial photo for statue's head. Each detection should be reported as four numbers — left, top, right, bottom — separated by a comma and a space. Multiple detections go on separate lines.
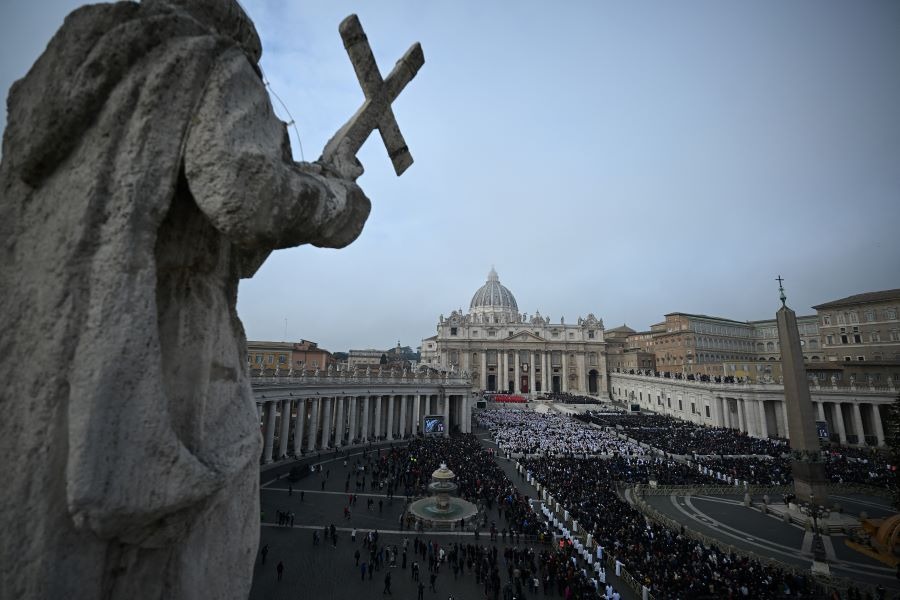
149, 0, 262, 63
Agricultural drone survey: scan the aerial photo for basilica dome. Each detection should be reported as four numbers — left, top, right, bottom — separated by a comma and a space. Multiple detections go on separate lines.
469, 268, 518, 320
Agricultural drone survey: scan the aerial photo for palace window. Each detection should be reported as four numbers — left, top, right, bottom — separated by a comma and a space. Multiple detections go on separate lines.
822, 315, 831, 325
255, 354, 263, 363
450, 327, 458, 336
472, 330, 478, 337
841, 335, 848, 344
587, 330, 595, 339
853, 334, 861, 343
278, 354, 287, 364
267, 355, 274, 364
865, 310, 875, 322
887, 309, 898, 320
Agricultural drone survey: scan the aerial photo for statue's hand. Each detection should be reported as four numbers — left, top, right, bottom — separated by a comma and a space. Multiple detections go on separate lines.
304, 164, 371, 249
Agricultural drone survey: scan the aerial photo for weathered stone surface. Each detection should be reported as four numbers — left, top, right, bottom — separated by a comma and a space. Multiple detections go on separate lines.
0, 1, 370, 598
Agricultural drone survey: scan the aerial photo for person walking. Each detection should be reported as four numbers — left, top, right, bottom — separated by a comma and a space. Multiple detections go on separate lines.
429, 572, 437, 592
354, 549, 361, 566
360, 561, 367, 581
260, 544, 269, 564
276, 561, 284, 582
382, 572, 392, 595
417, 581, 424, 600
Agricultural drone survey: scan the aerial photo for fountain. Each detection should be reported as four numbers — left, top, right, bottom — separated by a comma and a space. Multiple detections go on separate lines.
406, 463, 479, 531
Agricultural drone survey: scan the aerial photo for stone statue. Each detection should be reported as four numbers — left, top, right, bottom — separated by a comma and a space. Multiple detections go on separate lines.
365, 365, 371, 377
0, 1, 421, 598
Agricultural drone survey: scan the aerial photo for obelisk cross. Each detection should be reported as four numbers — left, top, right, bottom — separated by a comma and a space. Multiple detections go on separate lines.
321, 14, 424, 178
776, 275, 786, 306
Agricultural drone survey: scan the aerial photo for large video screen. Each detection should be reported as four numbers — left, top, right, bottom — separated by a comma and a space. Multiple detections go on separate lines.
423, 415, 445, 435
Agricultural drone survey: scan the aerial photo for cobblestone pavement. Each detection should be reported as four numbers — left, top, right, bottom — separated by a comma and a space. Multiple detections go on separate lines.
250, 433, 638, 600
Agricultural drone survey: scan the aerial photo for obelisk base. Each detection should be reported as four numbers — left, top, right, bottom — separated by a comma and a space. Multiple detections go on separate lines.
791, 460, 830, 506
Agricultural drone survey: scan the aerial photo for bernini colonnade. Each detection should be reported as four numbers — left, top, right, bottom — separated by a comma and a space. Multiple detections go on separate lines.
252, 371, 473, 463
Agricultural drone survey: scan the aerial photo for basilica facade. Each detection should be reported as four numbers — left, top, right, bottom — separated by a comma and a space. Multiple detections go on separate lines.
420, 269, 609, 396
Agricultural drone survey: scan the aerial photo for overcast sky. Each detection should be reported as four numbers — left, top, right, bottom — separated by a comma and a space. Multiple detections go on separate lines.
2, 1, 899, 352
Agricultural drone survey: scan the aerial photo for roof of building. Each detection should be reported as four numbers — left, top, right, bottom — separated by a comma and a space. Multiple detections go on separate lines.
469, 267, 518, 313
606, 324, 636, 334
664, 312, 749, 325
812, 289, 900, 310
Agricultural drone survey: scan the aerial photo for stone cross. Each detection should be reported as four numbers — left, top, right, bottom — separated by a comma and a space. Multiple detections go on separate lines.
321, 14, 424, 178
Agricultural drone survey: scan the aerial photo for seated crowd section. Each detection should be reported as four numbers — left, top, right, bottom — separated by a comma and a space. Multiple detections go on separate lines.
474, 407, 891, 599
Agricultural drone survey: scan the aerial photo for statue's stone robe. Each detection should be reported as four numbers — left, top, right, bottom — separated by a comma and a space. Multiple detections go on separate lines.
0, 1, 369, 598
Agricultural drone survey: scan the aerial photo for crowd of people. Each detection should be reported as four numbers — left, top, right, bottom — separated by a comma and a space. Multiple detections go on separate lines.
577, 411, 790, 456
523, 455, 832, 599
546, 392, 606, 405
477, 408, 646, 457
576, 411, 896, 490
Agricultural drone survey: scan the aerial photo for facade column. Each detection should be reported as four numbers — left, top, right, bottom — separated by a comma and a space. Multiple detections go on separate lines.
293, 399, 306, 456
529, 351, 536, 396
387, 395, 395, 440
816, 401, 826, 422
851, 403, 865, 445
561, 352, 568, 393
307, 398, 320, 451
362, 396, 370, 442
832, 402, 847, 444
335, 396, 345, 447
278, 399, 291, 459
576, 353, 586, 394
514, 350, 520, 394
413, 395, 421, 435
399, 395, 408, 438
480, 352, 487, 389
758, 399, 769, 438
349, 397, 358, 444
443, 394, 451, 438
374, 395, 382, 439
262, 401, 277, 463
872, 403, 886, 447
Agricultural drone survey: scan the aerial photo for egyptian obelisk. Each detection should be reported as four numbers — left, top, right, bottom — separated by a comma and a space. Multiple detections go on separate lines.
775, 277, 829, 505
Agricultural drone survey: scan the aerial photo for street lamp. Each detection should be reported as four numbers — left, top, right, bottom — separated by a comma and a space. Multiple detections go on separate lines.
808, 493, 827, 563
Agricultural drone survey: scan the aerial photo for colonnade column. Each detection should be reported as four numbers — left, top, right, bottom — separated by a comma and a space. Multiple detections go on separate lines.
442, 394, 450, 438
872, 404, 885, 447
832, 403, 847, 444
413, 395, 421, 435
782, 401, 791, 438
349, 397, 358, 444
374, 396, 382, 439
362, 396, 370, 442
386, 395, 395, 440
307, 398, 320, 452
816, 401, 826, 423
293, 399, 306, 456
335, 396, 345, 447
758, 400, 769, 438
851, 403, 865, 445
399, 395, 408, 438
278, 399, 291, 459
461, 396, 469, 433
321, 398, 333, 448
262, 401, 277, 463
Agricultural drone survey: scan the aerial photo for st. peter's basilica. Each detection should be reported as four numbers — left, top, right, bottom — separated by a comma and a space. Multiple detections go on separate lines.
420, 268, 608, 396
